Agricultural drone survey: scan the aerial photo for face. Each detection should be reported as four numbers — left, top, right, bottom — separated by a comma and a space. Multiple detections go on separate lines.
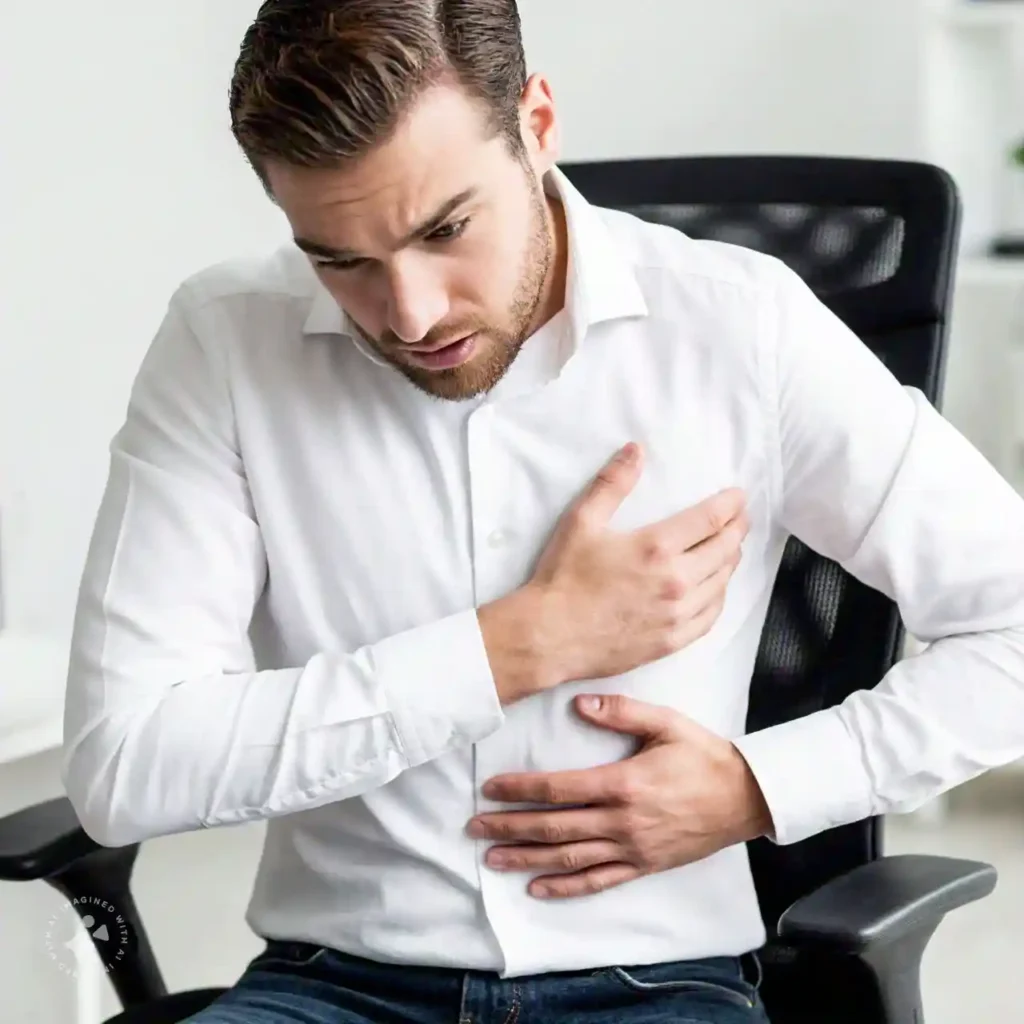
266, 76, 567, 401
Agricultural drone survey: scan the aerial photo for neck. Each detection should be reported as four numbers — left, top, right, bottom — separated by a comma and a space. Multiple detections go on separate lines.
531, 190, 569, 333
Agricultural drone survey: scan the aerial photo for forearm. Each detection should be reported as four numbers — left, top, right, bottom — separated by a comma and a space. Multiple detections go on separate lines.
845, 625, 1024, 812
63, 609, 507, 847
735, 625, 1024, 845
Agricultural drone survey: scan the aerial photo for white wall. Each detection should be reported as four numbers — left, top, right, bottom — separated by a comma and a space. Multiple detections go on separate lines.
520, 0, 925, 163
0, 2, 977, 1020
1, 2, 287, 642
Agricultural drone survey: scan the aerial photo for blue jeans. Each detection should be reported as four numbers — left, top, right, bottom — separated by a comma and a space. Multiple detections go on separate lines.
185, 940, 771, 1023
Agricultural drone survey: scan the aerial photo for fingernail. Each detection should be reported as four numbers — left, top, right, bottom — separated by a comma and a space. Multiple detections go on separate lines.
530, 882, 552, 899
617, 442, 636, 463
467, 820, 486, 838
579, 695, 602, 713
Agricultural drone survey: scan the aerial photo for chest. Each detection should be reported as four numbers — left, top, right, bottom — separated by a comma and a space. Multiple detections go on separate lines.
239, 330, 775, 658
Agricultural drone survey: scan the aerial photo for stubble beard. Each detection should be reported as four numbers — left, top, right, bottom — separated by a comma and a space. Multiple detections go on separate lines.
368, 180, 554, 402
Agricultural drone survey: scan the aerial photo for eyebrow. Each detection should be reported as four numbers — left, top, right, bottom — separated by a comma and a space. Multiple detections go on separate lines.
293, 188, 478, 261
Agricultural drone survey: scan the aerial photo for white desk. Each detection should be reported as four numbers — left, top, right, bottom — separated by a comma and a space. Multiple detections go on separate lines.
0, 633, 68, 765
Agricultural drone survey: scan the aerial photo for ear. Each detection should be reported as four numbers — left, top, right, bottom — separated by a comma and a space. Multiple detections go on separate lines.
518, 73, 560, 173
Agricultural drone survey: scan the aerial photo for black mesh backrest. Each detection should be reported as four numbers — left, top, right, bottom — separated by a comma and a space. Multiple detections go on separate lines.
560, 156, 960, 933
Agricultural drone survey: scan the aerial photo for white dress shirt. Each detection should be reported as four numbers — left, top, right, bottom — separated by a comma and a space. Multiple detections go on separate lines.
62, 168, 1024, 978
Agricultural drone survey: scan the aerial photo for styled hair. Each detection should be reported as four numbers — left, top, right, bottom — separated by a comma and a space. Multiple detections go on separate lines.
229, 0, 528, 187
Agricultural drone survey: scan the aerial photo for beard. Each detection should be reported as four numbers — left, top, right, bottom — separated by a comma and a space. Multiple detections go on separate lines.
360, 178, 554, 402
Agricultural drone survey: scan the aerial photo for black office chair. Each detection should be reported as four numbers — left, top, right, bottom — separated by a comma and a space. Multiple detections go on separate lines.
0, 156, 994, 1024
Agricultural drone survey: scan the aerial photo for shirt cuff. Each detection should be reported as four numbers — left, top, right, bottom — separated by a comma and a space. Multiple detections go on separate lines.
732, 708, 875, 846
372, 608, 505, 767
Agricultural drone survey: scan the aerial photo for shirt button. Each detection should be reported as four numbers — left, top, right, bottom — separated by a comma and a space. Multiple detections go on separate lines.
488, 528, 513, 549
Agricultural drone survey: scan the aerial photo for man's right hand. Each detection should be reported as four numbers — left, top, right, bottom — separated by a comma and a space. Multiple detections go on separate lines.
480, 443, 749, 705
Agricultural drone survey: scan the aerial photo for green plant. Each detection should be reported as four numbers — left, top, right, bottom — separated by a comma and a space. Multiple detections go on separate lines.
1013, 139, 1024, 167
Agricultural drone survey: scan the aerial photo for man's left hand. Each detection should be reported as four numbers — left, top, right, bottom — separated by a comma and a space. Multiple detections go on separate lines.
467, 694, 774, 900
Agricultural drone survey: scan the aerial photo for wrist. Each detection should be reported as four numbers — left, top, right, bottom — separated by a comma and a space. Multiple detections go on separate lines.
478, 583, 567, 705
724, 743, 775, 843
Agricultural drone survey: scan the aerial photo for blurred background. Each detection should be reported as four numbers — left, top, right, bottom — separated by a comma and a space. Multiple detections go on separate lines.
2, 1, 1023, 1020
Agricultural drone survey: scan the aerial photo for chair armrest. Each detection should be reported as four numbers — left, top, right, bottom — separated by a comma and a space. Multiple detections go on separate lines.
0, 796, 102, 881
0, 796, 169, 1008
778, 853, 996, 953
774, 854, 996, 1024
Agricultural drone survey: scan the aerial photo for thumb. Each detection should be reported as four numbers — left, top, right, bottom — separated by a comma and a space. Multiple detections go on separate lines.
574, 693, 680, 741
569, 442, 644, 530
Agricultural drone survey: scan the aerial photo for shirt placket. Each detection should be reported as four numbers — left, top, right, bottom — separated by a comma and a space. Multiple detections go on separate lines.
465, 400, 531, 973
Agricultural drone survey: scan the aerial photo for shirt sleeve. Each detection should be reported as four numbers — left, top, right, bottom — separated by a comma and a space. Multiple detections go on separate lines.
62, 290, 505, 848
732, 261, 1024, 846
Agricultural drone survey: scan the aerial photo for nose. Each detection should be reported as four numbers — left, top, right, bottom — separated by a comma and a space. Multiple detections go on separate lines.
385, 258, 450, 344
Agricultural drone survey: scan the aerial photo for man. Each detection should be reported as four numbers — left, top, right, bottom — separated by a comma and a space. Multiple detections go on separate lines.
61, 1, 1024, 1022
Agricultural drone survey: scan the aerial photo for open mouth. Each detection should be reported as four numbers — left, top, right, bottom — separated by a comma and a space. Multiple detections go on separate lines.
405, 334, 478, 370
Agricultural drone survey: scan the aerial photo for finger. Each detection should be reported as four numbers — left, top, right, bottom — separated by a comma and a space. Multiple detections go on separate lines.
684, 510, 749, 572
682, 559, 736, 618
569, 442, 645, 530
639, 487, 747, 554
481, 764, 621, 806
662, 566, 731, 648
530, 863, 643, 900
573, 693, 682, 741
676, 528, 746, 603
486, 840, 624, 874
469, 808, 615, 844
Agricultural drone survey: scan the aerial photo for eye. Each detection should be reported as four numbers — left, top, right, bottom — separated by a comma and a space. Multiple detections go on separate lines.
311, 217, 470, 271
315, 257, 367, 272
426, 218, 470, 243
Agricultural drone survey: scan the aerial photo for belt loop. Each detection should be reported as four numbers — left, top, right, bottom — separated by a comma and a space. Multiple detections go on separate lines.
458, 972, 473, 1024
742, 951, 765, 991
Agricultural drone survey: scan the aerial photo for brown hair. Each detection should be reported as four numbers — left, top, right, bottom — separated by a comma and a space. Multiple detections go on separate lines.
229, 0, 528, 188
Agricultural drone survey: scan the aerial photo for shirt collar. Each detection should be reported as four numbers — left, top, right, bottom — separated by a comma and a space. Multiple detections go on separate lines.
301, 164, 649, 351
545, 165, 648, 353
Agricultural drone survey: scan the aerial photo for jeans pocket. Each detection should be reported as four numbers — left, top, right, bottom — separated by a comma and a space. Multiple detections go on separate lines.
250, 940, 331, 972
605, 962, 756, 1009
